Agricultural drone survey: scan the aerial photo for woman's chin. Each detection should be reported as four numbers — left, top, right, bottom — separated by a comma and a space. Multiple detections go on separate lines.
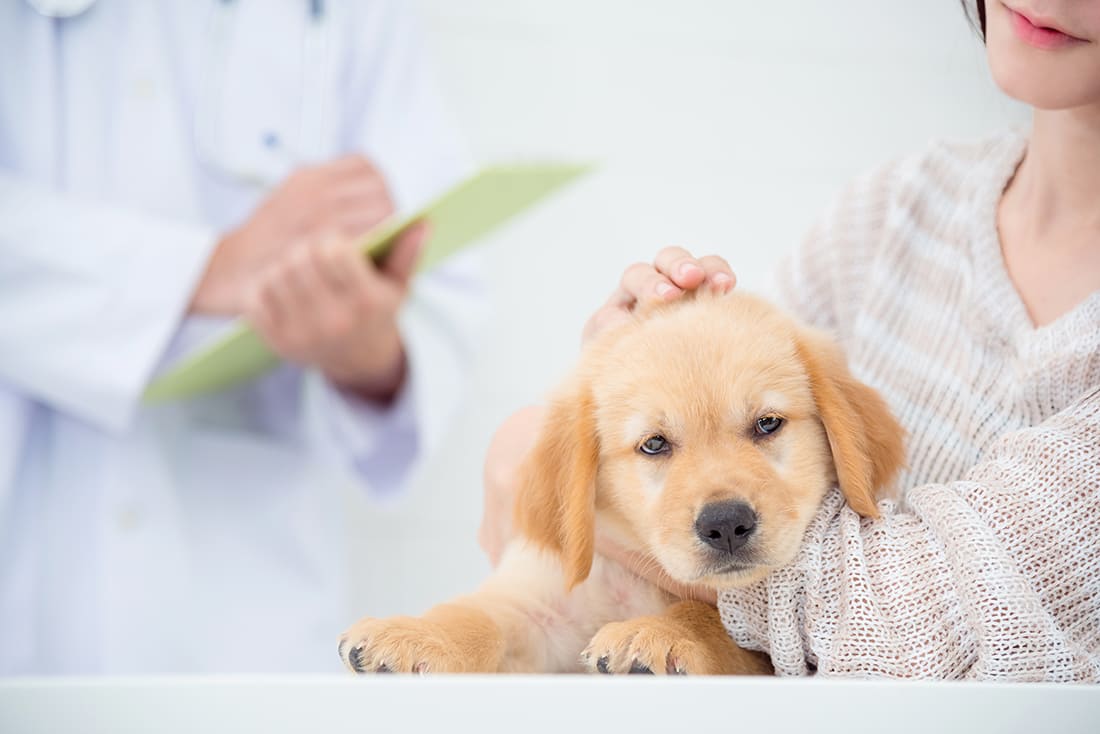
986, 29, 1100, 110
991, 60, 1100, 110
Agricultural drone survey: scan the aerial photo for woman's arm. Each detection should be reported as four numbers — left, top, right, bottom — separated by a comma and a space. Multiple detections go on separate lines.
720, 386, 1100, 681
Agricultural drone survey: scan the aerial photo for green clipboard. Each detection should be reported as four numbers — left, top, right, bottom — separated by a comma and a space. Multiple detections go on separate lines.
144, 163, 589, 403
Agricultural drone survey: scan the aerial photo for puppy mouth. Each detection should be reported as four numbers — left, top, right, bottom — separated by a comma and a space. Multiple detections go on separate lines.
695, 560, 759, 580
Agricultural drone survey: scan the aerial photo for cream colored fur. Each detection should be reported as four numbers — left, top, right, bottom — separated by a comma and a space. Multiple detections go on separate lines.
340, 292, 904, 675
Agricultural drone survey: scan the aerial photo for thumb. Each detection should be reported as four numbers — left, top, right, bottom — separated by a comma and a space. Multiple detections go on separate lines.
380, 221, 430, 284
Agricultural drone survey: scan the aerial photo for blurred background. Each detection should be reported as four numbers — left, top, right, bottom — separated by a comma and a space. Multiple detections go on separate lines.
345, 0, 1028, 619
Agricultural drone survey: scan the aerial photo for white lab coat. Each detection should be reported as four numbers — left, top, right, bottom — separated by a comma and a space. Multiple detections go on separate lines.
0, 0, 484, 674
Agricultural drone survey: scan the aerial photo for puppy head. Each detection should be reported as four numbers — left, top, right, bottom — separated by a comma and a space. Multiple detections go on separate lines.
514, 292, 905, 590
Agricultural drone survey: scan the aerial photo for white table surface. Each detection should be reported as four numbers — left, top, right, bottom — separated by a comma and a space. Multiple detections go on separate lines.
2, 675, 1098, 734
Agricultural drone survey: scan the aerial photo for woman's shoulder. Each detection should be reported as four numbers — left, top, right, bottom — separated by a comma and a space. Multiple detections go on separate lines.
806, 128, 1028, 269
835, 127, 1027, 218
777, 129, 1028, 331
910, 127, 1028, 169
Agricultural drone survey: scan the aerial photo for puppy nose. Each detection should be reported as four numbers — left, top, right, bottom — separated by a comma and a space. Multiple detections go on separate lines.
694, 501, 757, 554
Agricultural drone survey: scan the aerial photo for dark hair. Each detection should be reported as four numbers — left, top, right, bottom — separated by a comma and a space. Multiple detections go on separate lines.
964, 0, 987, 39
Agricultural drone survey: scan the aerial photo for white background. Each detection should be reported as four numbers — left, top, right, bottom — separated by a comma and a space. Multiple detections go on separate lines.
343, 0, 1029, 619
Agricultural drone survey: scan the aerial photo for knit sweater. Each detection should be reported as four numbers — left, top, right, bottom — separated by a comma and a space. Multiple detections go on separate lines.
717, 129, 1100, 681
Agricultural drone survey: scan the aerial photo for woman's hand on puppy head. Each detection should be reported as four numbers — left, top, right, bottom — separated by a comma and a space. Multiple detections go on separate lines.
582, 247, 736, 345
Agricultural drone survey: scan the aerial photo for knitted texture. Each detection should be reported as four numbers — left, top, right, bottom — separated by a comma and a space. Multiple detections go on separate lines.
718, 129, 1100, 681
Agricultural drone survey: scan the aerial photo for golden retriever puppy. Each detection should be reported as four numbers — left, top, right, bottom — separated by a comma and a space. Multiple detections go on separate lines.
339, 291, 905, 675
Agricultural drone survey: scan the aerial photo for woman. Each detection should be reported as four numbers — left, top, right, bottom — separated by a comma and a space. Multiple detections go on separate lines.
481, 0, 1099, 680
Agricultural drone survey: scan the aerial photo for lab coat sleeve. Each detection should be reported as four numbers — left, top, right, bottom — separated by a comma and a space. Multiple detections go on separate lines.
0, 173, 217, 432
301, 0, 487, 494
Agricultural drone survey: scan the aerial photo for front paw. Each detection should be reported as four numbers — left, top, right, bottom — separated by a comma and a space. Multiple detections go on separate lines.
338, 616, 465, 674
582, 618, 719, 675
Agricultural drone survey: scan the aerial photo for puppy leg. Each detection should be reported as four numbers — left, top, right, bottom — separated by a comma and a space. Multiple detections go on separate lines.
339, 544, 668, 674
582, 600, 772, 675
339, 597, 507, 674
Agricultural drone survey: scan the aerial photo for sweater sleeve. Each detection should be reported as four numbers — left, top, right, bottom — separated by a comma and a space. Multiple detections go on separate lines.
717, 386, 1100, 681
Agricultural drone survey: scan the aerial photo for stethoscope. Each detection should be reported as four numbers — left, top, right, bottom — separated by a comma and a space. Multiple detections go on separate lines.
27, 0, 333, 190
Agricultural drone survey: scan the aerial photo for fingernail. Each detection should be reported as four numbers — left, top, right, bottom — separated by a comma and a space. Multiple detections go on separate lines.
712, 272, 733, 290
656, 282, 678, 298
679, 262, 703, 279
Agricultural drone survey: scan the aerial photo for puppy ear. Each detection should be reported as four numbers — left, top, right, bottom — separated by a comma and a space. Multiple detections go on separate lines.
512, 385, 599, 590
795, 332, 906, 518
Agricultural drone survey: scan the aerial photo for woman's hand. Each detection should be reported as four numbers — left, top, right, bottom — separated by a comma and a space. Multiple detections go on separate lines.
582, 246, 737, 345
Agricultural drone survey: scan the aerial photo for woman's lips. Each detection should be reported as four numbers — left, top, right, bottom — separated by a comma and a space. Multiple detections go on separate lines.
1008, 6, 1089, 49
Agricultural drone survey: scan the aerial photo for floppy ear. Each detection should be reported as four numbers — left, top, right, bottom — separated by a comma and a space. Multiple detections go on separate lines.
512, 385, 599, 590
795, 331, 906, 518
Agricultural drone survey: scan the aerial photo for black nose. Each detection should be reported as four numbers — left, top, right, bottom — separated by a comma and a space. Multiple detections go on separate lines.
694, 501, 757, 554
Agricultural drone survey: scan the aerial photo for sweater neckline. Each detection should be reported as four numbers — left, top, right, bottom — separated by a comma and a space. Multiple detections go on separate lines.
971, 129, 1100, 354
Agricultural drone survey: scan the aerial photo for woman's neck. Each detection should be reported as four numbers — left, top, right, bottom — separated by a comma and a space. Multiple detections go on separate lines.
1010, 105, 1100, 234
996, 104, 1100, 327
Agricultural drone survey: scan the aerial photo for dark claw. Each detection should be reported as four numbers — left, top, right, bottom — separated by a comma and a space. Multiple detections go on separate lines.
628, 661, 654, 674
348, 645, 366, 673
376, 664, 393, 673
596, 656, 611, 674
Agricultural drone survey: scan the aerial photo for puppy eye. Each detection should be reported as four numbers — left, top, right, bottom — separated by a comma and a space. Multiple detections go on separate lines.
638, 435, 671, 456
754, 415, 784, 436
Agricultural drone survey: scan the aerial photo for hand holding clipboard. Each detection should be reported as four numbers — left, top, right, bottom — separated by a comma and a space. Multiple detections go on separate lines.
145, 164, 589, 402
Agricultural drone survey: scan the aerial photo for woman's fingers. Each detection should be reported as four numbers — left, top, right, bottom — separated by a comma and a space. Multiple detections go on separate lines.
583, 247, 738, 346
581, 263, 672, 346
653, 246, 707, 289
618, 261, 682, 305
581, 301, 632, 346
614, 248, 737, 308
698, 254, 736, 292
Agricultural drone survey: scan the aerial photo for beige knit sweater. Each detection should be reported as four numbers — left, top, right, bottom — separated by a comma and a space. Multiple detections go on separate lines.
718, 129, 1100, 681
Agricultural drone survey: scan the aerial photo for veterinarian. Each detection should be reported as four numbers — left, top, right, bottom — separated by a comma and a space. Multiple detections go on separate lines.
0, 0, 483, 673
483, 0, 1099, 680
